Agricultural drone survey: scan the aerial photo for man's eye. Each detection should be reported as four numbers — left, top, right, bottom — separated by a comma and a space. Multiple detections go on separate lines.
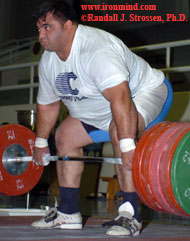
45, 25, 50, 30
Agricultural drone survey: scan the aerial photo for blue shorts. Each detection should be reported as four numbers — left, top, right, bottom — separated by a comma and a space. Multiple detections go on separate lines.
82, 77, 173, 143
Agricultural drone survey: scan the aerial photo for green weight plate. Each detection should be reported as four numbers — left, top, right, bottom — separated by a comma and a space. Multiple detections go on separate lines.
171, 131, 190, 215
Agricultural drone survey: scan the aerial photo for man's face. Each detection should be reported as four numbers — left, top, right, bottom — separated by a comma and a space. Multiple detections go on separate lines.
36, 12, 66, 52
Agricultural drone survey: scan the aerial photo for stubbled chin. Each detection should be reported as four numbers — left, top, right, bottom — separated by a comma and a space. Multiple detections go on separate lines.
41, 45, 52, 52
41, 42, 48, 49
40, 43, 55, 52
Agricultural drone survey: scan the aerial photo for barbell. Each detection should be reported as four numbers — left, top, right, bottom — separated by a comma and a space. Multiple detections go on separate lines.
0, 122, 190, 217
8, 155, 122, 164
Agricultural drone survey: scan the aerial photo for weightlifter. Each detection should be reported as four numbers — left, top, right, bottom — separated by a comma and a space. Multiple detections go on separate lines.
31, 0, 173, 236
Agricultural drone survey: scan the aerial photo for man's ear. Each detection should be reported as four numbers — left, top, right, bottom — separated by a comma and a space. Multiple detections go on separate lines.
64, 20, 73, 30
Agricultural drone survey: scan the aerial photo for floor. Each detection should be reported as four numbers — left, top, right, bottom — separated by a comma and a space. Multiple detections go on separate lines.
0, 194, 190, 241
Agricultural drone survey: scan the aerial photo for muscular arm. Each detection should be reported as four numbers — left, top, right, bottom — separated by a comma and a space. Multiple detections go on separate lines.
102, 81, 138, 140
36, 100, 61, 138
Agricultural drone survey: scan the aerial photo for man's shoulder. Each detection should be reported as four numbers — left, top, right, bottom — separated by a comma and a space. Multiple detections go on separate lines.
78, 24, 113, 40
77, 24, 122, 55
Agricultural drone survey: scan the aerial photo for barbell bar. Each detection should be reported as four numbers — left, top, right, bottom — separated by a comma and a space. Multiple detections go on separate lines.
8, 155, 122, 164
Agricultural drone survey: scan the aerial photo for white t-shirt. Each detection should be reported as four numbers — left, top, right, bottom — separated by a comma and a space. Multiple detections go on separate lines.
37, 24, 164, 131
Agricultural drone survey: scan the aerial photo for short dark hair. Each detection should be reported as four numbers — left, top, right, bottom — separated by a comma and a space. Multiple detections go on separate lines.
32, 0, 79, 24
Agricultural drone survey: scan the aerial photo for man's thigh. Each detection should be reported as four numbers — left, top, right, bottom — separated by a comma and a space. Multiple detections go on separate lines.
55, 116, 94, 152
81, 121, 110, 143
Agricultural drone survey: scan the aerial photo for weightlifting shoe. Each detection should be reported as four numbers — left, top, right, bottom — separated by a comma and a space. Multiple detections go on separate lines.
31, 208, 82, 229
103, 202, 142, 236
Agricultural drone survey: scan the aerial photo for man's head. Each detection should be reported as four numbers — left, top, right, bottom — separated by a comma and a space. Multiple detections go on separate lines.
33, 0, 78, 56
33, 0, 79, 25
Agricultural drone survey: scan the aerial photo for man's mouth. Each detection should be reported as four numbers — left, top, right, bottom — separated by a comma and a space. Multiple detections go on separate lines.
41, 41, 47, 46
40, 39, 48, 46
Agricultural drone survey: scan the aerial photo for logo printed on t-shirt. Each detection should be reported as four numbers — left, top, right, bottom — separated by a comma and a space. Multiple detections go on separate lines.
55, 72, 79, 95
55, 72, 88, 102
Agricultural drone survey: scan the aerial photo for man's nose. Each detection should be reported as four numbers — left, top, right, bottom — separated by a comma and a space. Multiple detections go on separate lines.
39, 29, 45, 39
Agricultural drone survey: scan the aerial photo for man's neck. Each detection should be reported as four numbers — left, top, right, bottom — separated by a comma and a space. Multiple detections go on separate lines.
56, 24, 78, 61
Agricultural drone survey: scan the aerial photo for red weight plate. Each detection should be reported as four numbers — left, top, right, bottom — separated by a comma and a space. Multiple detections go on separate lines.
133, 122, 169, 210
159, 122, 190, 216
0, 124, 44, 196
133, 135, 153, 209
132, 123, 162, 209
133, 122, 171, 211
139, 122, 173, 212
149, 122, 186, 215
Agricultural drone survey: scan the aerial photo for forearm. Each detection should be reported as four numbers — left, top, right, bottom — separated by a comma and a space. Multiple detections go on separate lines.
111, 96, 138, 140
35, 101, 60, 138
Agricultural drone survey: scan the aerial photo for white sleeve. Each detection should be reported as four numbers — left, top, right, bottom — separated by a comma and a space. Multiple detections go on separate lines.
37, 59, 60, 105
88, 50, 129, 92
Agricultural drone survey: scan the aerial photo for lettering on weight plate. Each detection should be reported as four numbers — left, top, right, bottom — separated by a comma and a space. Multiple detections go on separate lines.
16, 179, 24, 190
32, 161, 40, 170
0, 171, 3, 181
7, 129, 16, 141
183, 151, 190, 165
28, 138, 34, 153
184, 187, 190, 200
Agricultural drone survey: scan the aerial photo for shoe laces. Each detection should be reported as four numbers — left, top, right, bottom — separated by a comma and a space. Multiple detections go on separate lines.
102, 212, 139, 235
43, 208, 58, 223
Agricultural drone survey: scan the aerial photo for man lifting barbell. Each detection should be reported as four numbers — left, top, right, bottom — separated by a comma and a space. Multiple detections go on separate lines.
31, 0, 173, 236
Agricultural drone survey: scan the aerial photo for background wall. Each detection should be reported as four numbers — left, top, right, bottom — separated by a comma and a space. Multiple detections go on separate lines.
0, 104, 36, 125
0, 0, 15, 43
